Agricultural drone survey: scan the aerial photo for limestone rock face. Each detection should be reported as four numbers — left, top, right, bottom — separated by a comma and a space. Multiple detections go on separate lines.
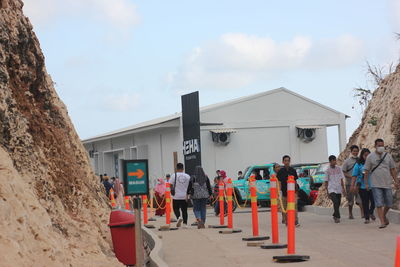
0, 0, 121, 265
315, 64, 400, 210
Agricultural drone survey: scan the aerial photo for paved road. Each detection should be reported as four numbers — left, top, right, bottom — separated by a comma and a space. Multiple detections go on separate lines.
149, 207, 399, 267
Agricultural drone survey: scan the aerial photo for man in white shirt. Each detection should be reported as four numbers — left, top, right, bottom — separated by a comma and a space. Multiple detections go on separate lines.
169, 163, 191, 228
324, 155, 346, 223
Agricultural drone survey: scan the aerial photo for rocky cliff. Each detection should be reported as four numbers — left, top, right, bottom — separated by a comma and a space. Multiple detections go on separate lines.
315, 64, 400, 209
0, 0, 121, 265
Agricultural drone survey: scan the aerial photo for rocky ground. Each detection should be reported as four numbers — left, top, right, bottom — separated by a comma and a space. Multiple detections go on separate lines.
315, 64, 400, 209
0, 0, 121, 265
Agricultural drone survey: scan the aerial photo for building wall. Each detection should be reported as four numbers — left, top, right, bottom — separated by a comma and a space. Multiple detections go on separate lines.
201, 126, 292, 178
200, 126, 328, 179
84, 90, 342, 184
85, 126, 181, 186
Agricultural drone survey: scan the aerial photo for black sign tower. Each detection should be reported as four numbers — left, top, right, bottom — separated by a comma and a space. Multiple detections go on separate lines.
181, 91, 202, 175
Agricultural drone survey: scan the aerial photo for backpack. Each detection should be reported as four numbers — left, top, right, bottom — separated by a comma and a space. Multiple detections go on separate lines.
192, 176, 210, 199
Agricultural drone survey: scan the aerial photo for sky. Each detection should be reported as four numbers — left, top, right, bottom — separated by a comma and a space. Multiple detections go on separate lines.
23, 0, 400, 156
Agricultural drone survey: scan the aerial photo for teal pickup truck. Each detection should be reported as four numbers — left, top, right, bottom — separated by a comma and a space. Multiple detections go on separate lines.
233, 164, 313, 207
311, 162, 329, 189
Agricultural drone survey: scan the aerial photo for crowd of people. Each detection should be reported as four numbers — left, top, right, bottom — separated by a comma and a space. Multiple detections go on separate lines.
100, 138, 399, 230
100, 174, 125, 208
325, 138, 399, 228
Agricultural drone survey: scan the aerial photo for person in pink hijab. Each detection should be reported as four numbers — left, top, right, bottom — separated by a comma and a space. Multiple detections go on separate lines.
214, 170, 229, 216
154, 178, 166, 216
220, 170, 229, 184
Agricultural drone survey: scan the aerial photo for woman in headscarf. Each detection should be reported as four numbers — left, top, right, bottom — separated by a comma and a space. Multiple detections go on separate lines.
213, 170, 228, 217
114, 177, 125, 208
187, 166, 212, 228
154, 178, 166, 216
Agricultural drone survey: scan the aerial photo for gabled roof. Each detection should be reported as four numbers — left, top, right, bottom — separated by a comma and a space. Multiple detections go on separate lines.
82, 87, 348, 143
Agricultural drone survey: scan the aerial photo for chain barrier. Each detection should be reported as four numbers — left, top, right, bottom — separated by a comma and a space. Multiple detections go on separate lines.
276, 181, 287, 214
153, 192, 166, 209
232, 187, 249, 209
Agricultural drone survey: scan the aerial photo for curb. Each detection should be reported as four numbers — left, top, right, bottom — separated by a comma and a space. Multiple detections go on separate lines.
305, 205, 400, 224
142, 226, 169, 267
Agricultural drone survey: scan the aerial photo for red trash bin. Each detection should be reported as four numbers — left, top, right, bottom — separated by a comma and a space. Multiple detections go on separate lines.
108, 210, 136, 266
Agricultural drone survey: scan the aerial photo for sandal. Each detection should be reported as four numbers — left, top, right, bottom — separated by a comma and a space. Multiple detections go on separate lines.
384, 217, 389, 226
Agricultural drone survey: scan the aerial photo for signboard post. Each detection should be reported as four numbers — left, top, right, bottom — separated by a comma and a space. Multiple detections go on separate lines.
123, 160, 149, 267
181, 91, 202, 175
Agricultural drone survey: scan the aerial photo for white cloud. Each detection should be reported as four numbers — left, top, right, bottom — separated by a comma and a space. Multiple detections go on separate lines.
23, 0, 139, 32
103, 93, 141, 112
391, 0, 400, 31
168, 33, 364, 91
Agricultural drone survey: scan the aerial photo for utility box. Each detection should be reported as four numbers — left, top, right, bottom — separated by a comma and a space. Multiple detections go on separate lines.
108, 210, 136, 266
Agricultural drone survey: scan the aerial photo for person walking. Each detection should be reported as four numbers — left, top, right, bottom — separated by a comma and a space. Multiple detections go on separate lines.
170, 163, 191, 228
187, 166, 212, 229
154, 178, 166, 216
214, 170, 228, 216
114, 177, 125, 208
342, 145, 360, 219
102, 176, 113, 197
165, 174, 171, 183
277, 155, 300, 226
273, 163, 281, 176
324, 155, 346, 223
364, 139, 400, 229
351, 148, 376, 224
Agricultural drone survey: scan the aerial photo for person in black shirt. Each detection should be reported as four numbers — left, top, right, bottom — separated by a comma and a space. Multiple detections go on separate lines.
277, 155, 299, 226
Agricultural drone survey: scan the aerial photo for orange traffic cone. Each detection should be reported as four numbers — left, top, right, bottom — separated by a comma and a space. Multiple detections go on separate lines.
395, 236, 400, 267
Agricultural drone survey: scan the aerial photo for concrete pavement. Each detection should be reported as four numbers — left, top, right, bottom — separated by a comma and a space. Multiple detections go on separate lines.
149, 207, 399, 267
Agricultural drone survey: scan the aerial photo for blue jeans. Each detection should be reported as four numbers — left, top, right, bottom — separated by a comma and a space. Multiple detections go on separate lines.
193, 198, 208, 223
214, 200, 227, 216
371, 188, 393, 208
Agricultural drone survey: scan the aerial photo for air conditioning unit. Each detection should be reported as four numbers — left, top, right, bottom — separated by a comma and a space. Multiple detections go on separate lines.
211, 129, 236, 146
297, 126, 320, 143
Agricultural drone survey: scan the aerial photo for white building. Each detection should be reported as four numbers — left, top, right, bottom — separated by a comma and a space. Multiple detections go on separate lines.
82, 88, 348, 182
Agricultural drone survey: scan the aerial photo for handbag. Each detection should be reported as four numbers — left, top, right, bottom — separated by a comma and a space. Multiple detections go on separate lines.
171, 172, 177, 196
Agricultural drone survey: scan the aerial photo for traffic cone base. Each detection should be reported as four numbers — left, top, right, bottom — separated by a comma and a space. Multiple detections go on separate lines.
260, 244, 287, 250
247, 241, 265, 247
242, 236, 270, 242
208, 225, 228, 229
273, 255, 310, 263
158, 225, 179, 231
219, 229, 242, 234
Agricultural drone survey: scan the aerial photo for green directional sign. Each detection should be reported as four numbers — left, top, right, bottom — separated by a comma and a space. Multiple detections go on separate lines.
122, 160, 149, 196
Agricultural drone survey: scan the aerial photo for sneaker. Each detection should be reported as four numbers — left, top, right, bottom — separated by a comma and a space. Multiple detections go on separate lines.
364, 220, 370, 224
176, 218, 183, 228
182, 224, 188, 229
370, 215, 376, 221
334, 217, 340, 223
349, 215, 354, 220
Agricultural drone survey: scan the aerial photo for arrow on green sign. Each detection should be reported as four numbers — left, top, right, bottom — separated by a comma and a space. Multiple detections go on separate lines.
128, 169, 145, 179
